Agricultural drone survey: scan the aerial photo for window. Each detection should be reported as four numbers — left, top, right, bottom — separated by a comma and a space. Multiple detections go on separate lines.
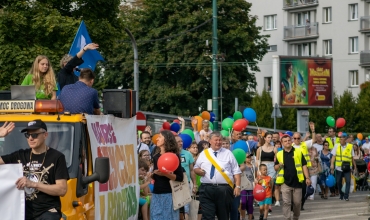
264, 15, 277, 30
323, 40, 332, 55
349, 37, 358, 53
349, 4, 358, 20
366, 72, 370, 81
297, 12, 310, 26
349, 70, 359, 86
323, 7, 332, 23
264, 77, 272, 91
267, 45, 277, 52
296, 43, 312, 56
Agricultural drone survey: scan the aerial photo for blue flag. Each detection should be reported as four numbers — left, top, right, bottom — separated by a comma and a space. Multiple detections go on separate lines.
69, 21, 104, 72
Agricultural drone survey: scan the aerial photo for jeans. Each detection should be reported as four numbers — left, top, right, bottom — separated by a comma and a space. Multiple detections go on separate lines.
230, 195, 241, 220
336, 170, 351, 199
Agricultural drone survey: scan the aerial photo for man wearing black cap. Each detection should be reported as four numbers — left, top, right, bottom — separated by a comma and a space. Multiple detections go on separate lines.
0, 119, 69, 220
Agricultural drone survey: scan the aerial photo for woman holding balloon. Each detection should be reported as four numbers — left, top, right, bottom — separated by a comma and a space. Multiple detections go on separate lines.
150, 130, 184, 220
318, 141, 334, 199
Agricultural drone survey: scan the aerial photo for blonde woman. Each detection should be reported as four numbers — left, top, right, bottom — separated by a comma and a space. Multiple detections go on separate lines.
22, 55, 57, 100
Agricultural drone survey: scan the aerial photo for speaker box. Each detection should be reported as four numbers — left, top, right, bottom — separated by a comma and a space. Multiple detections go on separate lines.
102, 89, 136, 118
0, 91, 11, 100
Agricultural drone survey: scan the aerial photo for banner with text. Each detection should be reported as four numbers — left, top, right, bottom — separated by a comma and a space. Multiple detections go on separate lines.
0, 164, 25, 220
86, 115, 138, 220
279, 56, 333, 108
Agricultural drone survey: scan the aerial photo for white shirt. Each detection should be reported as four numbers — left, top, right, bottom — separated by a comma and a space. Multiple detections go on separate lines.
331, 143, 355, 171
362, 142, 370, 150
313, 143, 323, 152
194, 131, 201, 144
194, 147, 241, 184
293, 140, 313, 149
137, 143, 150, 154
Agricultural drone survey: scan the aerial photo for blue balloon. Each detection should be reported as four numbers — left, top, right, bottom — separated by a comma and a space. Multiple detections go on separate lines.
243, 108, 257, 123
285, 131, 293, 137
210, 112, 216, 122
170, 122, 181, 133
362, 140, 366, 145
179, 133, 192, 149
325, 175, 335, 188
233, 140, 249, 153
149, 183, 154, 192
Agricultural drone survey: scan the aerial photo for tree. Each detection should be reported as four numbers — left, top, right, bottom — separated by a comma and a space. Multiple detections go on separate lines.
250, 91, 273, 128
105, 0, 269, 116
355, 82, 370, 132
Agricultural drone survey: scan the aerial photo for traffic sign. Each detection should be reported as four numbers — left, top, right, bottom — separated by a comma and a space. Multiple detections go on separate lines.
136, 111, 146, 131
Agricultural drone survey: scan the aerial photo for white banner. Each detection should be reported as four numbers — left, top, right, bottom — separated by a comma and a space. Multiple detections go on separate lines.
0, 164, 25, 220
86, 115, 139, 220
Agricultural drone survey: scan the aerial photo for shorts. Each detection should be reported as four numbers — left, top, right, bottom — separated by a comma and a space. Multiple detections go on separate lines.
259, 197, 272, 206
139, 197, 147, 206
240, 190, 254, 214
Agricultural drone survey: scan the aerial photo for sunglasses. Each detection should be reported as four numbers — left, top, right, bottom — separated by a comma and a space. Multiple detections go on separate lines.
293, 137, 301, 140
24, 132, 45, 139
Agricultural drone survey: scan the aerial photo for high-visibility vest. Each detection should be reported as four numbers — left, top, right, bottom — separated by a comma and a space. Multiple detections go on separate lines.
293, 142, 311, 168
276, 148, 305, 184
335, 143, 353, 167
326, 137, 339, 150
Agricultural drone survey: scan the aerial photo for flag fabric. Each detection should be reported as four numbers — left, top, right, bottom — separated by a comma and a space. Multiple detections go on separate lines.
69, 21, 104, 72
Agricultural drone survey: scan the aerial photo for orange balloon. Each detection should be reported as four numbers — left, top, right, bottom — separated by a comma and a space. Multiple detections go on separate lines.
152, 134, 159, 145
357, 133, 363, 141
201, 111, 211, 120
191, 116, 203, 132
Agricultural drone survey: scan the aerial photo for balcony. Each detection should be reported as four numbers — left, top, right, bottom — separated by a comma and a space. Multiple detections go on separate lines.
283, 22, 319, 41
283, 0, 319, 10
360, 16, 370, 33
360, 51, 370, 67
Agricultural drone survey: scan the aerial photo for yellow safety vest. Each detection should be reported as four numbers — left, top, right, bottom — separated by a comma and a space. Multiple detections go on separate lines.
276, 148, 305, 185
293, 142, 311, 168
335, 143, 353, 167
326, 137, 339, 150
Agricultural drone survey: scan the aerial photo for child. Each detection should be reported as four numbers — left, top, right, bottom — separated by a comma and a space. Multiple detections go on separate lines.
255, 164, 273, 220
199, 120, 212, 141
222, 136, 231, 150
139, 159, 152, 220
241, 153, 257, 220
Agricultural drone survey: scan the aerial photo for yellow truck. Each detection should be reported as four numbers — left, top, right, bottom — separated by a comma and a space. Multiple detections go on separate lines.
0, 99, 110, 219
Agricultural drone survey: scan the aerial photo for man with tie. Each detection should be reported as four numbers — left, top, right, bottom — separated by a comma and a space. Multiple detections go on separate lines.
325, 127, 339, 150
194, 132, 242, 219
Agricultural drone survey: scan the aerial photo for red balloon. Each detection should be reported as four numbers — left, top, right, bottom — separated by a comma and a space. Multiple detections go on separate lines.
279, 132, 283, 137
242, 118, 249, 126
171, 131, 178, 136
253, 184, 267, 201
162, 122, 171, 130
157, 153, 179, 173
173, 119, 180, 124
232, 119, 248, 131
336, 118, 346, 128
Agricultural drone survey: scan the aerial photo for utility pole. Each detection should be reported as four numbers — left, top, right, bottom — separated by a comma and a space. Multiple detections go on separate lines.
212, 0, 219, 130
124, 28, 139, 112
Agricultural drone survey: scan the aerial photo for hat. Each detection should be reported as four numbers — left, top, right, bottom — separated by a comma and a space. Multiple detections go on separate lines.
21, 119, 47, 133
305, 185, 315, 199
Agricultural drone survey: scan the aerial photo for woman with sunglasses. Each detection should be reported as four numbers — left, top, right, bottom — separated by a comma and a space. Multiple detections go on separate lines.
318, 141, 333, 199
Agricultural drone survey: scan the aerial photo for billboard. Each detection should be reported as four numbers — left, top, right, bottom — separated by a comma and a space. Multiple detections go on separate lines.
279, 56, 333, 108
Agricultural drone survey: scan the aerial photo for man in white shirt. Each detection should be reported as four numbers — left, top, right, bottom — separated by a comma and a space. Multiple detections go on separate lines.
313, 133, 323, 152
362, 137, 370, 151
194, 132, 241, 220
136, 131, 151, 154
330, 133, 356, 201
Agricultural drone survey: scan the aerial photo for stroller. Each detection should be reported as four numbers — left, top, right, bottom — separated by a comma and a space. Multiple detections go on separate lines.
355, 159, 368, 191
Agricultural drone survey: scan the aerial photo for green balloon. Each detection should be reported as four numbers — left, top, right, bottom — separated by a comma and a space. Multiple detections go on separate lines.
326, 116, 335, 127
232, 149, 246, 165
196, 174, 201, 188
181, 129, 195, 141
222, 118, 234, 130
233, 111, 243, 120
209, 122, 214, 131
221, 130, 229, 137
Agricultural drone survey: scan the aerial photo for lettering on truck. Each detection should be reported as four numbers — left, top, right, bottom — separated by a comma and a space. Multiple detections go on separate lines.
0, 101, 34, 112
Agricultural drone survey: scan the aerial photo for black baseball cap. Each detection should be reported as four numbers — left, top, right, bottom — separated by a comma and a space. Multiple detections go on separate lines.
21, 119, 47, 133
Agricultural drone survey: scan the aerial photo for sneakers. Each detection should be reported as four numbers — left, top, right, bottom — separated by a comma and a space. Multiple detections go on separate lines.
345, 198, 349, 201
275, 201, 281, 207
259, 214, 264, 220
268, 209, 272, 216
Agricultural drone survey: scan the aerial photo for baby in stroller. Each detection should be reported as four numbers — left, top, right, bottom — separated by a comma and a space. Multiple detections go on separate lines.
355, 159, 368, 191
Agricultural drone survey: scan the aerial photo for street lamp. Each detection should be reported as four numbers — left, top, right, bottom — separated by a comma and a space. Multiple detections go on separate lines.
211, 0, 219, 130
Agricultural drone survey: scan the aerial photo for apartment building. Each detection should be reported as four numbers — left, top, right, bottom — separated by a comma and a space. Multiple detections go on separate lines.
249, 0, 370, 96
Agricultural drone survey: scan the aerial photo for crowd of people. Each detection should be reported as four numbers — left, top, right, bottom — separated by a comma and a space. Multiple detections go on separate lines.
137, 120, 363, 220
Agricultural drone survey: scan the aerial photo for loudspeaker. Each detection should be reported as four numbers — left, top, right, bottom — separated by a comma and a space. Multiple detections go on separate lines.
0, 91, 11, 100
102, 89, 136, 118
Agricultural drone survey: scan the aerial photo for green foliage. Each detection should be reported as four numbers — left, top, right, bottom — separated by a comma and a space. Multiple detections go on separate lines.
105, 0, 269, 116
250, 91, 273, 128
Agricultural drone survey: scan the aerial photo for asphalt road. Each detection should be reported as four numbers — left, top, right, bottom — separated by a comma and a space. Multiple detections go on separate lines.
265, 190, 370, 220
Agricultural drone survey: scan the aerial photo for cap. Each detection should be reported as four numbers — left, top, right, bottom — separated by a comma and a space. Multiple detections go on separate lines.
340, 132, 348, 138
305, 185, 315, 198
21, 119, 47, 133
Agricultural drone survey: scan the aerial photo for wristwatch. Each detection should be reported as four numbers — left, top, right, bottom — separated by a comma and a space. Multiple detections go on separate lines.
236, 186, 241, 189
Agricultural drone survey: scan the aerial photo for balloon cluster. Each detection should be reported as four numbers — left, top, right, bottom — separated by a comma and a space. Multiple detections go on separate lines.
326, 116, 346, 129
220, 108, 257, 137
191, 111, 216, 132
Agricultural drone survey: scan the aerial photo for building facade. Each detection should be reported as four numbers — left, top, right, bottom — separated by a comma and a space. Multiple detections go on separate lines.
249, 0, 370, 96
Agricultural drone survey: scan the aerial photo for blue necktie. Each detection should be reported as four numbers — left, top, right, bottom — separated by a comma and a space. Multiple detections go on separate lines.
210, 151, 218, 179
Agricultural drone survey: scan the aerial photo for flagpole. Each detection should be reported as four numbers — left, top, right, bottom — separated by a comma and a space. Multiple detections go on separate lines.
125, 28, 139, 112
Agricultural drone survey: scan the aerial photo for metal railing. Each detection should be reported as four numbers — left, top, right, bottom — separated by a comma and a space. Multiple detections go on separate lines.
284, 22, 319, 39
283, 0, 318, 8
360, 50, 370, 66
360, 16, 370, 32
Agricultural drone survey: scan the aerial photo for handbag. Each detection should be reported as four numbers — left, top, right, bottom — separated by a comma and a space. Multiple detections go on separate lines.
188, 196, 200, 220
340, 145, 351, 172
170, 173, 192, 210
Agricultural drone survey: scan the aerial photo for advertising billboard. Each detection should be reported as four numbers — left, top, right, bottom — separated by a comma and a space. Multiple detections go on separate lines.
279, 56, 333, 108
